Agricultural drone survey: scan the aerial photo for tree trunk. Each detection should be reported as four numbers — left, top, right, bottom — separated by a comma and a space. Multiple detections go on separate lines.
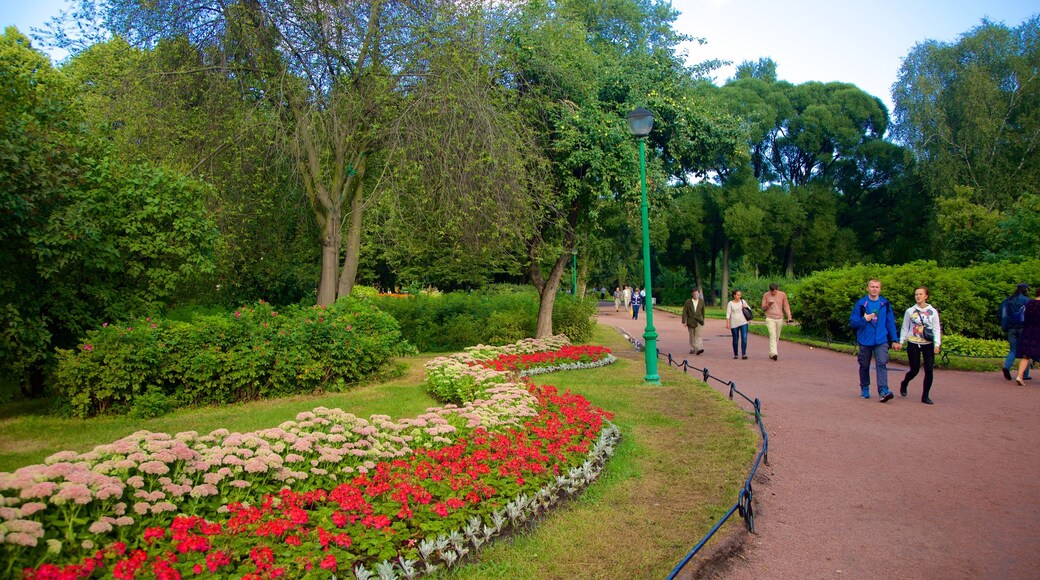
721, 239, 730, 304
577, 254, 590, 298
529, 229, 575, 338
709, 249, 718, 306
692, 252, 703, 296
785, 237, 796, 277
337, 175, 366, 299
318, 229, 341, 306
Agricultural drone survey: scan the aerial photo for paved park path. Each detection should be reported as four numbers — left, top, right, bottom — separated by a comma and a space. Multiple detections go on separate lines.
598, 305, 1040, 579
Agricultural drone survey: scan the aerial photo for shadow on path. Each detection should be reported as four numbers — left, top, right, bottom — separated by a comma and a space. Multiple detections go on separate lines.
599, 305, 1040, 579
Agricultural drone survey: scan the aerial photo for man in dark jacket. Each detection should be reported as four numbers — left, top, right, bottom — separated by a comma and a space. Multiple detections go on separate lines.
682, 288, 706, 355
1002, 283, 1032, 381
849, 278, 901, 402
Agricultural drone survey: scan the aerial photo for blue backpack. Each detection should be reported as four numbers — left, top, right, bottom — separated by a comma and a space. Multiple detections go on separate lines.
1000, 297, 1026, 330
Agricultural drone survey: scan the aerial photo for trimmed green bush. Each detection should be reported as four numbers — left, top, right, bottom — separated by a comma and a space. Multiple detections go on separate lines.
53, 297, 414, 417
372, 288, 595, 351
940, 334, 1008, 358
793, 260, 1039, 341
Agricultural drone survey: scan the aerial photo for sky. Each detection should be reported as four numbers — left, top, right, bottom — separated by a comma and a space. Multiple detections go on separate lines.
3, 0, 1037, 113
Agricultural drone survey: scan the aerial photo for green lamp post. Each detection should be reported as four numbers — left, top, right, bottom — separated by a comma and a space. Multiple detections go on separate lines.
626, 107, 659, 384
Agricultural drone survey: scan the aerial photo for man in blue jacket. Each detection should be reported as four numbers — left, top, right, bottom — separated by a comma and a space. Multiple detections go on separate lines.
850, 278, 902, 402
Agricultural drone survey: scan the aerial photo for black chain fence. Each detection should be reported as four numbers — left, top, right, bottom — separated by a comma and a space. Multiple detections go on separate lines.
614, 328, 768, 579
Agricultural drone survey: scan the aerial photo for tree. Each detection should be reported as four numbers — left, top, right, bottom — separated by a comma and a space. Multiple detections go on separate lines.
1, 28, 217, 396
64, 36, 321, 306
893, 16, 1040, 263
73, 0, 535, 305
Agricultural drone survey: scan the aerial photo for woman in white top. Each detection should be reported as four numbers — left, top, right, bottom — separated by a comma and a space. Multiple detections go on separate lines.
897, 286, 942, 404
725, 289, 751, 359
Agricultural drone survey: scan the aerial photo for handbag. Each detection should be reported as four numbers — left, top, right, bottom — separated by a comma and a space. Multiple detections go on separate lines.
741, 300, 754, 321
917, 308, 935, 342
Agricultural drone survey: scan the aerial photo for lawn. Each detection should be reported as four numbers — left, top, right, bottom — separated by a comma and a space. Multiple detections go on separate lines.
0, 325, 758, 578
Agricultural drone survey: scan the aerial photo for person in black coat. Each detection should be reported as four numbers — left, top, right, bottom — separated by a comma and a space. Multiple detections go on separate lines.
1014, 287, 1040, 385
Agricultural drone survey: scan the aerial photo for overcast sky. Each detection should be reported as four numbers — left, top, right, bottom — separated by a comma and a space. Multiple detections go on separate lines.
3, 0, 1037, 112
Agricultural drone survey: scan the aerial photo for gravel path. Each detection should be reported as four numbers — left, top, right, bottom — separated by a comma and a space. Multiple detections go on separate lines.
599, 305, 1040, 579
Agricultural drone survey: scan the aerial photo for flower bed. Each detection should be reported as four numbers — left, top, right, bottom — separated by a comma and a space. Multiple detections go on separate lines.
3, 381, 618, 579
5, 336, 621, 578
422, 336, 615, 404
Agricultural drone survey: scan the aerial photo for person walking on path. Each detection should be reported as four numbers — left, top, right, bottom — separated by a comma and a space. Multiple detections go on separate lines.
1013, 287, 1040, 385
1001, 283, 1032, 381
725, 289, 751, 360
850, 278, 901, 402
631, 288, 642, 320
613, 287, 622, 312
898, 286, 942, 404
761, 282, 793, 361
682, 288, 706, 355
623, 286, 632, 315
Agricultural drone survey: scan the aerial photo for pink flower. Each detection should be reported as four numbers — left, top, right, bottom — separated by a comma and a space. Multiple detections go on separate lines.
137, 461, 169, 475
234, 312, 241, 318
53, 483, 93, 505
4, 532, 38, 547
18, 502, 47, 517
82, 344, 93, 351
102, 322, 109, 328
88, 521, 113, 534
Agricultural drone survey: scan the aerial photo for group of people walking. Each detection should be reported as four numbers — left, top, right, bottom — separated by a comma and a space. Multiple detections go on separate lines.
613, 286, 647, 320
615, 277, 1039, 406
850, 279, 942, 404
680, 284, 793, 361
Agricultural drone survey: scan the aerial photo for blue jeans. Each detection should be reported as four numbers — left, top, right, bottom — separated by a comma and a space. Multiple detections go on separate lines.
731, 324, 748, 356
1005, 329, 1031, 378
858, 343, 891, 394
632, 304, 641, 319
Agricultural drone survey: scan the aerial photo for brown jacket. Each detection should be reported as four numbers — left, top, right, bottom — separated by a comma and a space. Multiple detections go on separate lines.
682, 297, 705, 327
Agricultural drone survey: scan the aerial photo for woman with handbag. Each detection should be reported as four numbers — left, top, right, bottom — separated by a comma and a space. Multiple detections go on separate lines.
898, 286, 942, 404
725, 289, 751, 360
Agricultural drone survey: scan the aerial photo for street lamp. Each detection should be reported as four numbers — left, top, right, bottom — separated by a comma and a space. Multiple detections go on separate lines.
571, 250, 578, 296
626, 107, 659, 384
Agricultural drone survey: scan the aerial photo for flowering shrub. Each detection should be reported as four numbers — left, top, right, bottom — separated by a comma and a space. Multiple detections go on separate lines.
4, 383, 618, 578
53, 297, 415, 418
422, 336, 614, 404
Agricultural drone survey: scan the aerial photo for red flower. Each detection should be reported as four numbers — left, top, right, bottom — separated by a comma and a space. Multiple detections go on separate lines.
319, 554, 338, 571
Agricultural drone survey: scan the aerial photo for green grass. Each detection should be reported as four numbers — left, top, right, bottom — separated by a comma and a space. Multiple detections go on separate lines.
0, 357, 440, 472
0, 326, 759, 578
437, 325, 757, 578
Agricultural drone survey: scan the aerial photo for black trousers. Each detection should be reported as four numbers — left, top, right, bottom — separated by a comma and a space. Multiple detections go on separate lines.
903, 342, 934, 399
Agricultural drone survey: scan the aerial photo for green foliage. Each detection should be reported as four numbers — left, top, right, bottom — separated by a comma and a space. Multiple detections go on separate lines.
939, 334, 1007, 359
893, 17, 1040, 264
127, 386, 175, 419
793, 260, 1040, 341
0, 29, 220, 397
372, 292, 529, 352
372, 289, 596, 352
52, 297, 413, 417
655, 265, 693, 306
551, 295, 597, 343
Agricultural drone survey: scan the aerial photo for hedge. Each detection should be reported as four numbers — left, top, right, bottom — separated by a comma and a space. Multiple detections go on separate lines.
53, 297, 413, 418
793, 260, 1040, 342
371, 289, 597, 352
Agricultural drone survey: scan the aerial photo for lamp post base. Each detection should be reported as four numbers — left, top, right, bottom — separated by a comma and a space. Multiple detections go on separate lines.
643, 328, 660, 385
